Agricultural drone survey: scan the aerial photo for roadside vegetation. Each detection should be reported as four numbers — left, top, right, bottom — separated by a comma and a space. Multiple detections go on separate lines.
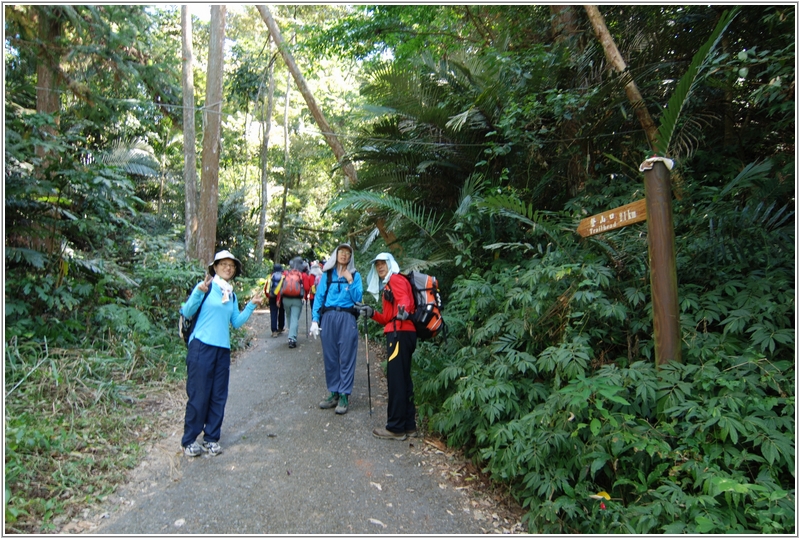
5, 5, 794, 534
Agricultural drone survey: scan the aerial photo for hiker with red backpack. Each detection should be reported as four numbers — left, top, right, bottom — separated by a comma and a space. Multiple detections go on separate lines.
276, 256, 306, 349
357, 252, 418, 440
307, 261, 322, 305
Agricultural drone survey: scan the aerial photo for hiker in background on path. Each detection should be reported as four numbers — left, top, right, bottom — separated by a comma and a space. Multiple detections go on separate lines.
267, 263, 286, 337
307, 260, 322, 307
301, 261, 315, 338
310, 244, 363, 415
278, 256, 306, 349
179, 250, 264, 457
358, 253, 417, 441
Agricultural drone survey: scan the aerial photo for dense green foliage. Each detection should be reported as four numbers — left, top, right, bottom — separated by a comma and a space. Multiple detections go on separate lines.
327, 4, 795, 534
412, 170, 794, 532
5, 4, 794, 534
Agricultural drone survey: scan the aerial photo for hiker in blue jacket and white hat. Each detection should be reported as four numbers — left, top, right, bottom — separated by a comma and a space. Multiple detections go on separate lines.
310, 243, 363, 414
179, 250, 264, 457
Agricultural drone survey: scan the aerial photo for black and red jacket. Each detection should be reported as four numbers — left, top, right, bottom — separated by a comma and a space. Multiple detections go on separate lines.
372, 273, 416, 334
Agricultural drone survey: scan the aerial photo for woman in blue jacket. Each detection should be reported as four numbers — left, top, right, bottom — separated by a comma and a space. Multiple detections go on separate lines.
310, 243, 363, 414
179, 250, 264, 457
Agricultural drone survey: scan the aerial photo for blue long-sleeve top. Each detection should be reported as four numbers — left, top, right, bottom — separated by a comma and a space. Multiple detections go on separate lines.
312, 269, 363, 323
181, 281, 257, 349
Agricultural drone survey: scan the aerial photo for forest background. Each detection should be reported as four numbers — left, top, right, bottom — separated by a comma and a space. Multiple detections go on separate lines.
3, 4, 795, 534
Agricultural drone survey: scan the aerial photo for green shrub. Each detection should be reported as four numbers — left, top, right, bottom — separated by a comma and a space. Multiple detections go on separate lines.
414, 169, 794, 533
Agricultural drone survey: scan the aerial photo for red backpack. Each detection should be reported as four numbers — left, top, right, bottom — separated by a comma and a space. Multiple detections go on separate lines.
405, 271, 446, 340
281, 270, 304, 298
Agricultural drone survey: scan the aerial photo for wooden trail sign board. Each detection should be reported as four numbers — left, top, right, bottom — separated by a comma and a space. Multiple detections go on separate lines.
577, 199, 647, 237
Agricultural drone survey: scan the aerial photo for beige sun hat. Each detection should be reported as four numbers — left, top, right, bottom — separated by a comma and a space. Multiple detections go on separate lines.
208, 250, 242, 278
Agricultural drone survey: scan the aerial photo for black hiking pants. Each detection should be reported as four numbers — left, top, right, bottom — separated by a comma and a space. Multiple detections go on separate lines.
385, 330, 417, 433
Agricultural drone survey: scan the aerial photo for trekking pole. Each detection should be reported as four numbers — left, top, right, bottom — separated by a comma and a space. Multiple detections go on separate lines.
305, 299, 309, 339
364, 315, 372, 415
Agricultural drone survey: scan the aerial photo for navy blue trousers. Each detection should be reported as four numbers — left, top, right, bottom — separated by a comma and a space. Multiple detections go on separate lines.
269, 295, 285, 332
181, 339, 230, 447
385, 331, 417, 434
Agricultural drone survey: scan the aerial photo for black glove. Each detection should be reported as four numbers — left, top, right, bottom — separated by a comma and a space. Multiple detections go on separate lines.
397, 305, 409, 321
355, 303, 374, 318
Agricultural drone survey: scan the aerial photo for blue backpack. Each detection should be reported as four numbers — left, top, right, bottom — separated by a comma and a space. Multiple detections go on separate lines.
269, 271, 282, 296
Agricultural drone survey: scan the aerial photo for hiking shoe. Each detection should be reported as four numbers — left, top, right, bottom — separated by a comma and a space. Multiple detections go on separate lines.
319, 392, 339, 409
405, 430, 420, 438
372, 427, 407, 441
201, 440, 223, 456
288, 339, 297, 349
183, 441, 205, 457
335, 394, 349, 414
271, 331, 279, 338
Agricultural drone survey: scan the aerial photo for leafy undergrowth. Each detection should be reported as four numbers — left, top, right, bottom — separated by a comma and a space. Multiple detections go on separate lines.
413, 225, 795, 533
3, 327, 253, 534
3, 337, 178, 533
367, 338, 528, 533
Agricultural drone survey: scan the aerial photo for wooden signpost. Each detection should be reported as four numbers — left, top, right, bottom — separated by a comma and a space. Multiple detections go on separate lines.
575, 159, 680, 366
577, 199, 647, 238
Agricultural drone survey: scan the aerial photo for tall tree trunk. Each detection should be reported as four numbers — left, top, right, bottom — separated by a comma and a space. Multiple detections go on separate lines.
256, 49, 276, 267
181, 6, 199, 259
550, 5, 587, 195
584, 5, 659, 151
550, 5, 579, 42
33, 7, 63, 257
256, 5, 358, 188
36, 7, 61, 162
196, 5, 226, 266
273, 68, 292, 265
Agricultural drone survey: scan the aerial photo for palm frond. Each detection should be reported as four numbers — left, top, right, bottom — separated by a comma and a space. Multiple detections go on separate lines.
326, 190, 446, 238
455, 173, 487, 216
478, 194, 567, 247
401, 249, 456, 273
654, 7, 739, 157
101, 138, 160, 177
666, 112, 717, 162
361, 227, 381, 251
715, 160, 773, 202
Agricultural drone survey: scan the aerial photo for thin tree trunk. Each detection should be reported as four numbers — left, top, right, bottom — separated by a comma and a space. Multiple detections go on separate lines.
550, 5, 587, 195
196, 5, 226, 266
181, 6, 199, 259
256, 50, 276, 267
36, 7, 61, 161
721, 35, 736, 148
273, 68, 292, 265
256, 5, 358, 188
584, 5, 659, 151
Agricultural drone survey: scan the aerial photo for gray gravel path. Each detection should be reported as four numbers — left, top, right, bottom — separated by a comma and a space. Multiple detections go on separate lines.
93, 308, 490, 535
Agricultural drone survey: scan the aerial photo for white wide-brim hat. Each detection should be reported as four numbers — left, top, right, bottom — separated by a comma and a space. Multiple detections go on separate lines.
208, 250, 242, 278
